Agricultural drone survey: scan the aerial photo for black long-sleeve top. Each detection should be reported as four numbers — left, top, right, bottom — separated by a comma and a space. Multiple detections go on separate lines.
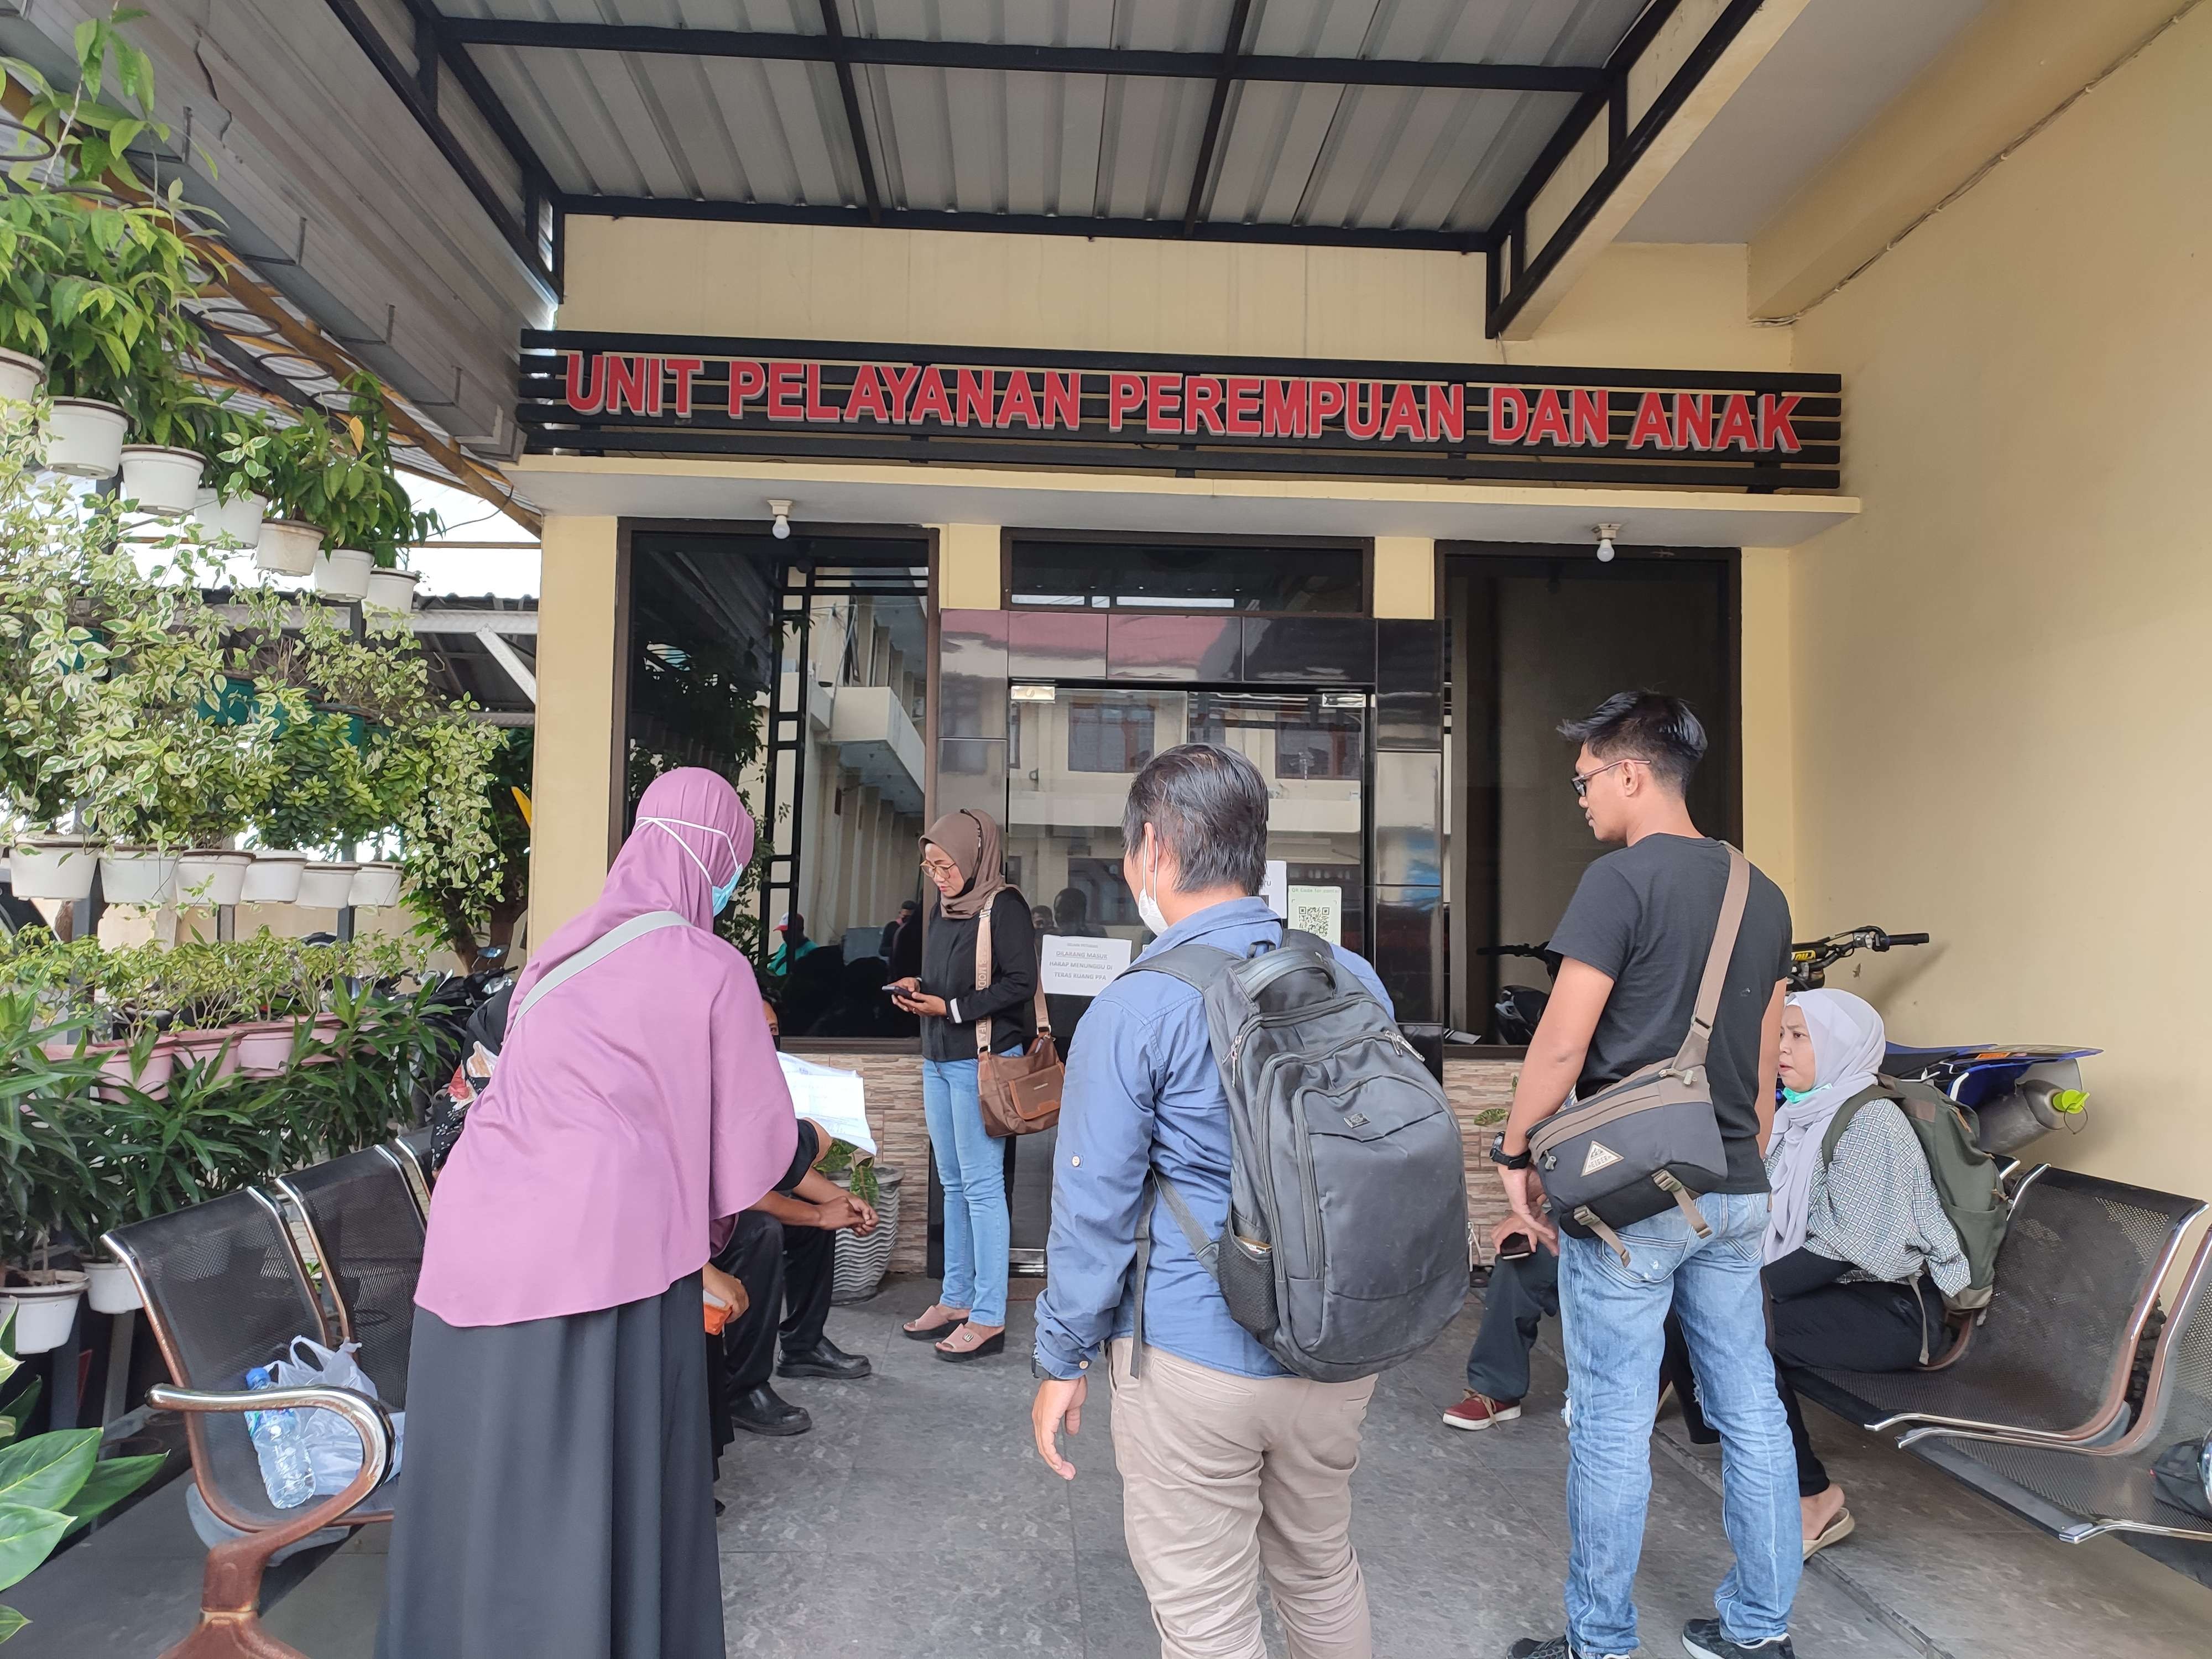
916, 889, 1040, 1061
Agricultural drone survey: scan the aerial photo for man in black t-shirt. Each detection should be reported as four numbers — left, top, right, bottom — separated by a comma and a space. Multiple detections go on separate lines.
1494, 693, 1801, 1659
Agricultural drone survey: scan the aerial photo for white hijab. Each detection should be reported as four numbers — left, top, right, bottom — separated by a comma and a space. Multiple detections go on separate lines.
1764, 989, 1888, 1263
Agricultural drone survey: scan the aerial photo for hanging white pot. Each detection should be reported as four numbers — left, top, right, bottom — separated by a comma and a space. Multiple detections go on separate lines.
312, 547, 374, 602
174, 848, 253, 909
194, 488, 268, 547
0, 1271, 87, 1353
86, 1256, 142, 1315
7, 834, 98, 901
363, 567, 421, 613
349, 861, 405, 908
239, 848, 307, 904
98, 846, 178, 906
0, 347, 44, 404
45, 398, 129, 478
295, 860, 360, 909
119, 444, 208, 517
255, 518, 322, 577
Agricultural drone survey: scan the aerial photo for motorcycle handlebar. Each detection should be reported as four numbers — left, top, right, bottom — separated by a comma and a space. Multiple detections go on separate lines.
1882, 932, 1931, 947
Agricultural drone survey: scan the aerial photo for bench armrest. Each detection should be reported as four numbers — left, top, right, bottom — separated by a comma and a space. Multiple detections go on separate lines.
148, 1382, 394, 1554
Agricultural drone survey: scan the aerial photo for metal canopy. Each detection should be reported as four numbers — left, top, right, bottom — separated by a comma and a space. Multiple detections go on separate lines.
316, 2, 1781, 337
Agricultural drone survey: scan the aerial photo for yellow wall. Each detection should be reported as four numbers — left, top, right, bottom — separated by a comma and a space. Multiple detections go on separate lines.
558, 218, 1792, 373
1784, 6, 2212, 1199
529, 516, 623, 942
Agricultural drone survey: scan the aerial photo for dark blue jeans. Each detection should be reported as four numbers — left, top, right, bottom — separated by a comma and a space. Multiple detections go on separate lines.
1465, 1248, 1560, 1401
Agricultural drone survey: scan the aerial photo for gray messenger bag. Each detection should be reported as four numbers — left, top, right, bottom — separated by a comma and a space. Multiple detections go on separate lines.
1528, 846, 1748, 1262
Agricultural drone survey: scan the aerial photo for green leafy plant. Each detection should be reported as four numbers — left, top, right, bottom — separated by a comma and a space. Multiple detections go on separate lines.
0, 1308, 165, 1642
201, 403, 274, 503
812, 1139, 880, 1207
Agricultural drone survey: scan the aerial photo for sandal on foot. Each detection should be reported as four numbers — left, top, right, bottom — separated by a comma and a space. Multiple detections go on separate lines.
1803, 1507, 1854, 1561
935, 1326, 1006, 1363
904, 1305, 969, 1342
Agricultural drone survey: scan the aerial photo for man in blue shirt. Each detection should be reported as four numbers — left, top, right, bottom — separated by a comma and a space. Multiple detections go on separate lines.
1031, 743, 1392, 1659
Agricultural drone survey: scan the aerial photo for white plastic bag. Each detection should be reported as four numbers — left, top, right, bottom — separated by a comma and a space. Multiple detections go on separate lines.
270, 1335, 405, 1495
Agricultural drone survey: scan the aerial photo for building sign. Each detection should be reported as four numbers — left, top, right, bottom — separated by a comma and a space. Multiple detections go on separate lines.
519, 331, 1839, 489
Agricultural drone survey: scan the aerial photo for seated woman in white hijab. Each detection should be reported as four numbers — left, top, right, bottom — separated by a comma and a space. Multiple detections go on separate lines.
1765, 988, 1968, 1561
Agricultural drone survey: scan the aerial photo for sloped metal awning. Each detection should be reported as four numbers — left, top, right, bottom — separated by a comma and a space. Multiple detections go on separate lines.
328, 1, 1788, 337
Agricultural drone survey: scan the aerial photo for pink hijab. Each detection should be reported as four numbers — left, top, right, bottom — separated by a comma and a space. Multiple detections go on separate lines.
415, 768, 798, 1327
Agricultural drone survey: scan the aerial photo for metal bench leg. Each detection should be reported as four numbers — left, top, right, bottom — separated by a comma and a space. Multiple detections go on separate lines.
158, 1532, 310, 1659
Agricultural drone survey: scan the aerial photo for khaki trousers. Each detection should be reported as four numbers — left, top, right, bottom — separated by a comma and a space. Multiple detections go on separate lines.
1108, 1339, 1377, 1659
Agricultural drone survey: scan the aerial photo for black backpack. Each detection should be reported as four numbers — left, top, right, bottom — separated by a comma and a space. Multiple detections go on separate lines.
1128, 928, 1468, 1383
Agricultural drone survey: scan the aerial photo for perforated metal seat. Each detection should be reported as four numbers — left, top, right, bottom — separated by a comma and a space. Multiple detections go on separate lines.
1797, 1166, 2205, 1443
1908, 1225, 2212, 1545
273, 1145, 426, 1407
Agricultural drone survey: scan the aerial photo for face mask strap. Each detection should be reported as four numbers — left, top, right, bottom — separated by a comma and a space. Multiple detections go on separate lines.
642, 815, 739, 904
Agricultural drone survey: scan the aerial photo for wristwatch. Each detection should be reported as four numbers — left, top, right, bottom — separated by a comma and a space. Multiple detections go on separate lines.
1488, 1130, 1533, 1171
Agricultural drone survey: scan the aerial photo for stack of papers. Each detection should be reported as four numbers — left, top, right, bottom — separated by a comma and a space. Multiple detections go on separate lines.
777, 1052, 876, 1156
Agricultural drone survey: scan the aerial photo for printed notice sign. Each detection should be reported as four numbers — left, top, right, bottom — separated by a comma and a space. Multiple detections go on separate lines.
1261, 860, 1288, 918
778, 1053, 875, 1156
1286, 885, 1343, 945
1040, 934, 1135, 998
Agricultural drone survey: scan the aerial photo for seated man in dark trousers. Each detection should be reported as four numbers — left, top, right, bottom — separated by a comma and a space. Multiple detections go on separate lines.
1447, 1215, 1561, 1431
712, 1116, 880, 1439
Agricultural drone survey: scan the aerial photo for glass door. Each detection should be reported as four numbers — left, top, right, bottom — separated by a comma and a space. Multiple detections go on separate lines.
999, 684, 1370, 1269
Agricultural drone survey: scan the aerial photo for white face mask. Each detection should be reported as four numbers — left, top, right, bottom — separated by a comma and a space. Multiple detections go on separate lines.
1134, 835, 1170, 935
640, 815, 740, 914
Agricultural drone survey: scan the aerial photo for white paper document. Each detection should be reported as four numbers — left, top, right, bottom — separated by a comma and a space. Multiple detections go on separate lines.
777, 1052, 875, 1156
1039, 933, 1136, 997
1261, 859, 1288, 917
1286, 885, 1343, 945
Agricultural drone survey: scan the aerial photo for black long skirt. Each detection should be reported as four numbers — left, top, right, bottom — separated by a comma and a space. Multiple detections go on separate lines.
377, 1273, 723, 1659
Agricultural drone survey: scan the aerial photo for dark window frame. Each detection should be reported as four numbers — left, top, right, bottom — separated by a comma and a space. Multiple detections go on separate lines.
1001, 528, 1374, 617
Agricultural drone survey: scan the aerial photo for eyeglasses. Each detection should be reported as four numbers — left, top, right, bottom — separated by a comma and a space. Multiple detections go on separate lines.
920, 854, 959, 877
1571, 757, 1636, 799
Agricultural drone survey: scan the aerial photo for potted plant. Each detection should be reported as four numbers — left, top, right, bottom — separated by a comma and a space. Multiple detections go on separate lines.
818, 1144, 902, 1304
192, 403, 274, 546
117, 362, 212, 515
0, 1307, 166, 1637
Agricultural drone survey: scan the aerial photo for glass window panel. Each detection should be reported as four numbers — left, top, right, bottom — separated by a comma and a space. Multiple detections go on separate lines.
1067, 697, 1157, 773
1010, 539, 1363, 613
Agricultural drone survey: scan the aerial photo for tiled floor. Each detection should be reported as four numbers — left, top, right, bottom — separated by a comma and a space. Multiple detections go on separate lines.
14, 1276, 2212, 1657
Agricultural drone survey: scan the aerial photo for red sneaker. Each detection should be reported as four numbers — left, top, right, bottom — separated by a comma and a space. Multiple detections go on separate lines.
1442, 1391, 1522, 1432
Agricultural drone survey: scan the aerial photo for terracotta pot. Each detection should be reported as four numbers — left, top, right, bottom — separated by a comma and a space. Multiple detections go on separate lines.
1, 1271, 87, 1353
296, 860, 360, 909
312, 547, 373, 602
7, 834, 98, 901
349, 862, 405, 907
194, 489, 268, 547
99, 846, 178, 906
44, 397, 127, 477
118, 444, 207, 515
97, 1039, 175, 1097
239, 849, 307, 904
167, 1028, 243, 1080
175, 849, 252, 909
86, 1257, 142, 1314
0, 347, 44, 404
254, 518, 322, 577
234, 1020, 302, 1076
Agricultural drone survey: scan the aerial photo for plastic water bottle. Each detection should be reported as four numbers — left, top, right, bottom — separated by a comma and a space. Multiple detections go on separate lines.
244, 1366, 315, 1509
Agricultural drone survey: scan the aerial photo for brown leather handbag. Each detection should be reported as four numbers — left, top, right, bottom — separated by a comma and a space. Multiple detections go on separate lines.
972, 894, 1063, 1138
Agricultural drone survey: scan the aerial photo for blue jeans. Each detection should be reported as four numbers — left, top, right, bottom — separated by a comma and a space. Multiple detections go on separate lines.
922, 1057, 1008, 1327
1557, 1188, 1799, 1657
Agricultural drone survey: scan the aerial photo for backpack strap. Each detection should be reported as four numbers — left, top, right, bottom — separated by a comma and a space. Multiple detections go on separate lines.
1817, 1083, 1894, 1167
1125, 941, 1238, 992
1129, 1172, 1219, 1379
1671, 846, 1751, 1077
509, 910, 688, 1030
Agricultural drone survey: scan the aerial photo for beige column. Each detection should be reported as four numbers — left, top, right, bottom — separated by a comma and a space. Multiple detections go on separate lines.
528, 515, 624, 946
1370, 536, 1436, 619
935, 523, 1002, 609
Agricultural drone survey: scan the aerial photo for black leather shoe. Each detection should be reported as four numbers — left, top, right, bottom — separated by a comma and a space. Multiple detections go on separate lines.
778, 1340, 873, 1381
729, 1384, 812, 1437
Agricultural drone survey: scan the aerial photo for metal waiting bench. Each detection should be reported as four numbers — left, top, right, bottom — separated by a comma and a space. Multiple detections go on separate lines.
103, 1142, 428, 1659
1795, 1165, 2205, 1448
1905, 1225, 2212, 1558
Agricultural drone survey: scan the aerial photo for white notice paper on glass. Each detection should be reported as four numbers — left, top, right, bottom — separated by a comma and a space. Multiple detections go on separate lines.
1040, 934, 1135, 997
1286, 885, 1343, 945
1261, 860, 1288, 917
777, 1053, 875, 1156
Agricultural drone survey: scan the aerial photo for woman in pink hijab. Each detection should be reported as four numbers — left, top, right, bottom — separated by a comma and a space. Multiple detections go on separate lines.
379, 769, 796, 1659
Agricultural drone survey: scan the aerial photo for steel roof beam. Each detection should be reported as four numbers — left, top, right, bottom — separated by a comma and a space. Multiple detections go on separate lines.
1185, 0, 1255, 236
438, 18, 1603, 93
561, 194, 1488, 254
813, 0, 884, 225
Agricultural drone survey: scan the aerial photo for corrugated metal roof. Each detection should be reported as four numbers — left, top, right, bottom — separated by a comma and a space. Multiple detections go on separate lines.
435, 0, 1651, 244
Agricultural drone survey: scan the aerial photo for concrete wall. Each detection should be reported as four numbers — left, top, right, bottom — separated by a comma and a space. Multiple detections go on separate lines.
1781, 5, 2212, 1200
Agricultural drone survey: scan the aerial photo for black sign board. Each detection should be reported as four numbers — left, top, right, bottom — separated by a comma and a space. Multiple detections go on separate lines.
519, 331, 1840, 491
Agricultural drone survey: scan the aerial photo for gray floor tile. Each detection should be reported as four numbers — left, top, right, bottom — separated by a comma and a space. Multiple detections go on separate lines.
726, 1547, 1084, 1658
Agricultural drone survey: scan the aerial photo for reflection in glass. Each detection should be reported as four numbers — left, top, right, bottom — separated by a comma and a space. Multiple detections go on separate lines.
1010, 539, 1363, 613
